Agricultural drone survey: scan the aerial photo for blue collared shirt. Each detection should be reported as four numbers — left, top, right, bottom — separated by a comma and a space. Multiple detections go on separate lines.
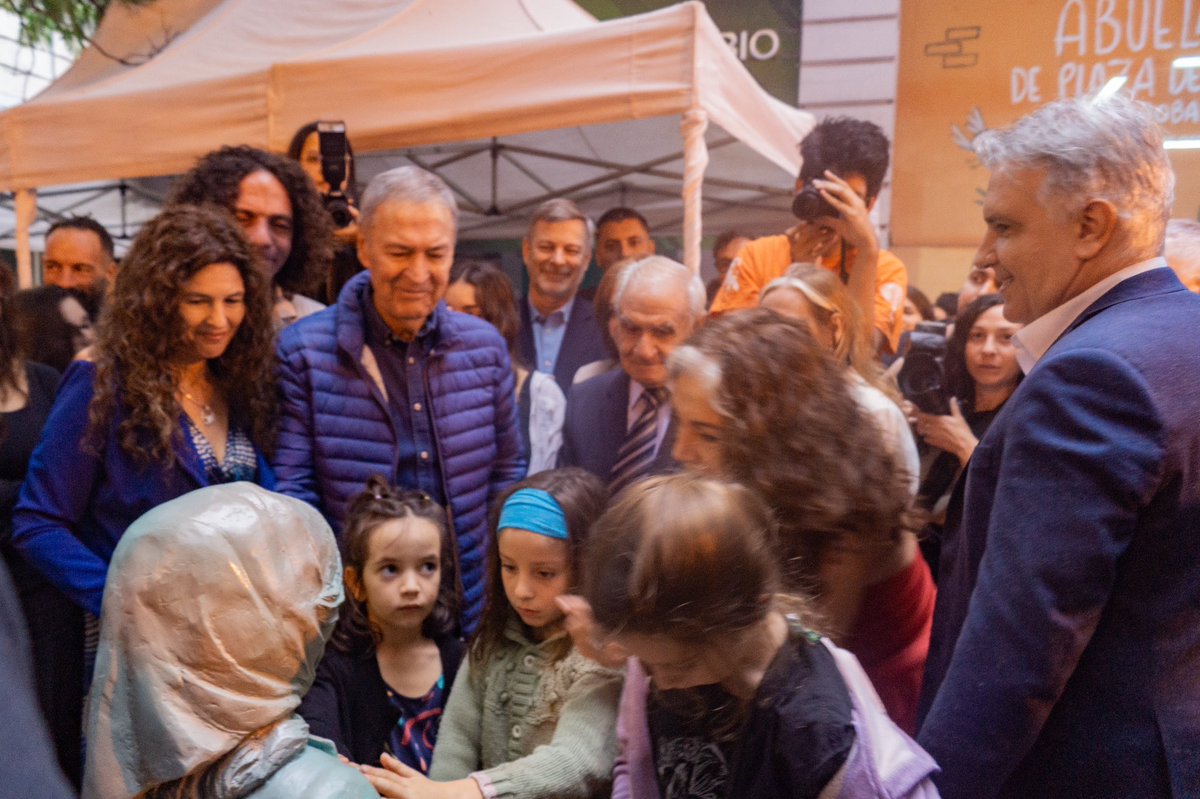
528, 295, 576, 376
363, 296, 445, 505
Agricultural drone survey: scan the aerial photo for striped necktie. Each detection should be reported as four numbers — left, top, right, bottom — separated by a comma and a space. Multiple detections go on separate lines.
609, 387, 668, 495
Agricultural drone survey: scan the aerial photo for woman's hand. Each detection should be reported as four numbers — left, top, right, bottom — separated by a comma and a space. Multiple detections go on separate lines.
360, 754, 483, 799
333, 205, 361, 247
908, 398, 979, 466
556, 595, 628, 669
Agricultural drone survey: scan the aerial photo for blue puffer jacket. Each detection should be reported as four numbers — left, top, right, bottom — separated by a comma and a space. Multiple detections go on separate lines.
274, 272, 526, 630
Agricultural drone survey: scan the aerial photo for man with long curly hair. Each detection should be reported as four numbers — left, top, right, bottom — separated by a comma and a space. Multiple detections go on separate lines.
171, 145, 334, 326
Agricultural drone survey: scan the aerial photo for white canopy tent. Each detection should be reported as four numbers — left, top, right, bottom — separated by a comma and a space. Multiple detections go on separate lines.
0, 0, 812, 285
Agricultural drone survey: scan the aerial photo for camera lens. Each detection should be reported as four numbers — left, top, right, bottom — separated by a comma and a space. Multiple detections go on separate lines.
324, 195, 353, 229
791, 185, 840, 221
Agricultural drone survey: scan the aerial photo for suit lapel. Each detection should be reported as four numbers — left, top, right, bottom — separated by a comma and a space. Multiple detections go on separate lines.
654, 417, 679, 472
556, 298, 594, 388
1060, 267, 1183, 341
517, 298, 536, 370
600, 370, 631, 478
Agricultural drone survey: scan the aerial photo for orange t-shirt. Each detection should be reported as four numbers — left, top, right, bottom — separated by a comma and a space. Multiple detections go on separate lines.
709, 234, 909, 353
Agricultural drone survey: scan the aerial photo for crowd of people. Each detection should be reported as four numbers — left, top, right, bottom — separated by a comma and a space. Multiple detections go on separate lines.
2, 91, 1200, 799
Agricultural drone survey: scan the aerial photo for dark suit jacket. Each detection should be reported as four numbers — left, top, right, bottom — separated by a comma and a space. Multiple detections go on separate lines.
518, 295, 609, 392
557, 368, 677, 483
917, 268, 1200, 798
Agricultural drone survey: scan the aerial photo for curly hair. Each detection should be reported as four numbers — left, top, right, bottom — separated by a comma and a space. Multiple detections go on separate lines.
472, 468, 609, 672
668, 309, 910, 588
449, 260, 521, 362
798, 117, 891, 201
169, 145, 333, 297
332, 475, 461, 657
88, 204, 277, 466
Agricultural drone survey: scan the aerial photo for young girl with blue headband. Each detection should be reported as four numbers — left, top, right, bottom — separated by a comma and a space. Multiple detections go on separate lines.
361, 468, 622, 799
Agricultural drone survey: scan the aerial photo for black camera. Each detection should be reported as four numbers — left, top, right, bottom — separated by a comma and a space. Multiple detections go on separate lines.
317, 121, 354, 229
792, 183, 839, 222
898, 322, 950, 415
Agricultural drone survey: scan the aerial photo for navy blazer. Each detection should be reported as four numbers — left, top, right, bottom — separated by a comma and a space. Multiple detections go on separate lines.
517, 296, 609, 392
557, 367, 677, 483
917, 268, 1200, 798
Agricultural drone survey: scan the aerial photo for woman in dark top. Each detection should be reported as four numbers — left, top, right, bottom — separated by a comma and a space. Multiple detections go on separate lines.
11, 285, 94, 374
12, 204, 279, 620
288, 120, 364, 305
908, 293, 1024, 578
0, 268, 82, 787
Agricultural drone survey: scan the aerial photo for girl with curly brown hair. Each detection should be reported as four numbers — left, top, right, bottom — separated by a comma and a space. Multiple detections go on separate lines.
666, 308, 934, 734
12, 204, 279, 624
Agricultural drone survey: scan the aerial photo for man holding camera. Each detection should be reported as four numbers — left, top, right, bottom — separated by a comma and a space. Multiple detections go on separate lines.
710, 117, 908, 354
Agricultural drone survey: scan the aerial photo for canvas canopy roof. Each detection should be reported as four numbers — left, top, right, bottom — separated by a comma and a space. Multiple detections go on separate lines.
0, 0, 812, 284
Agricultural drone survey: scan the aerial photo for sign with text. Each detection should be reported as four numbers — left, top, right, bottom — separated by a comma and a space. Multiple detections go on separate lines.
894, 0, 1200, 247
578, 0, 801, 104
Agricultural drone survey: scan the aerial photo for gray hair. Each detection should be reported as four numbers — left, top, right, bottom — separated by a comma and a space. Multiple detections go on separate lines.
666, 344, 724, 410
360, 166, 458, 233
525, 198, 595, 256
973, 94, 1174, 255
613, 255, 707, 321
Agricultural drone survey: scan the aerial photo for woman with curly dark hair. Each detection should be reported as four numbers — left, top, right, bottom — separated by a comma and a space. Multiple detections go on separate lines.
665, 308, 934, 733
12, 204, 278, 625
170, 144, 334, 326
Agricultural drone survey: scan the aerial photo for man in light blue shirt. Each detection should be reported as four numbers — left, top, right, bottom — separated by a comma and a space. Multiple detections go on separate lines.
517, 199, 608, 391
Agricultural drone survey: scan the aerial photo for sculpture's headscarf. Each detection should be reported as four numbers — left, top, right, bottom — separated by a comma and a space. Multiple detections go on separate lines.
82, 483, 343, 799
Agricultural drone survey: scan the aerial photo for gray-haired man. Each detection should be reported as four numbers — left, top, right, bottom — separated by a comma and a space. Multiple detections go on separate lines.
274, 165, 525, 631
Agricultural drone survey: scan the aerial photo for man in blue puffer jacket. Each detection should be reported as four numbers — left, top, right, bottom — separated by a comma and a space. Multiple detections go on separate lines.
274, 165, 526, 632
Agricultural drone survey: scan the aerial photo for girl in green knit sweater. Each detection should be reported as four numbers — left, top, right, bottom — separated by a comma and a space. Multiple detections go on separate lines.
362, 468, 622, 799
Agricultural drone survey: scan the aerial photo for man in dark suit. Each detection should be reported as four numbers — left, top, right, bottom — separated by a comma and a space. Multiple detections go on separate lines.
559, 256, 705, 491
917, 95, 1200, 797
517, 198, 608, 391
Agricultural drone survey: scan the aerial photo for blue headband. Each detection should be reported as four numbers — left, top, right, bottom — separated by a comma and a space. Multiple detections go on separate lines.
498, 488, 568, 540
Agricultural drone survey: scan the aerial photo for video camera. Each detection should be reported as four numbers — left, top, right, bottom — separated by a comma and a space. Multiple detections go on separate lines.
897, 321, 951, 415
317, 121, 354, 229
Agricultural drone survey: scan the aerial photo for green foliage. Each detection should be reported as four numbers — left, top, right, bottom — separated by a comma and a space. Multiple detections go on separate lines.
0, 0, 154, 50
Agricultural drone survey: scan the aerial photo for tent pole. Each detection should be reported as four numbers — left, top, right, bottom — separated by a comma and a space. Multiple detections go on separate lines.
680, 108, 709, 275
14, 189, 37, 289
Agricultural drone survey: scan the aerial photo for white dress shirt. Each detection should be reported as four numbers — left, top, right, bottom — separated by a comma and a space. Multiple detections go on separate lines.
1013, 257, 1165, 374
